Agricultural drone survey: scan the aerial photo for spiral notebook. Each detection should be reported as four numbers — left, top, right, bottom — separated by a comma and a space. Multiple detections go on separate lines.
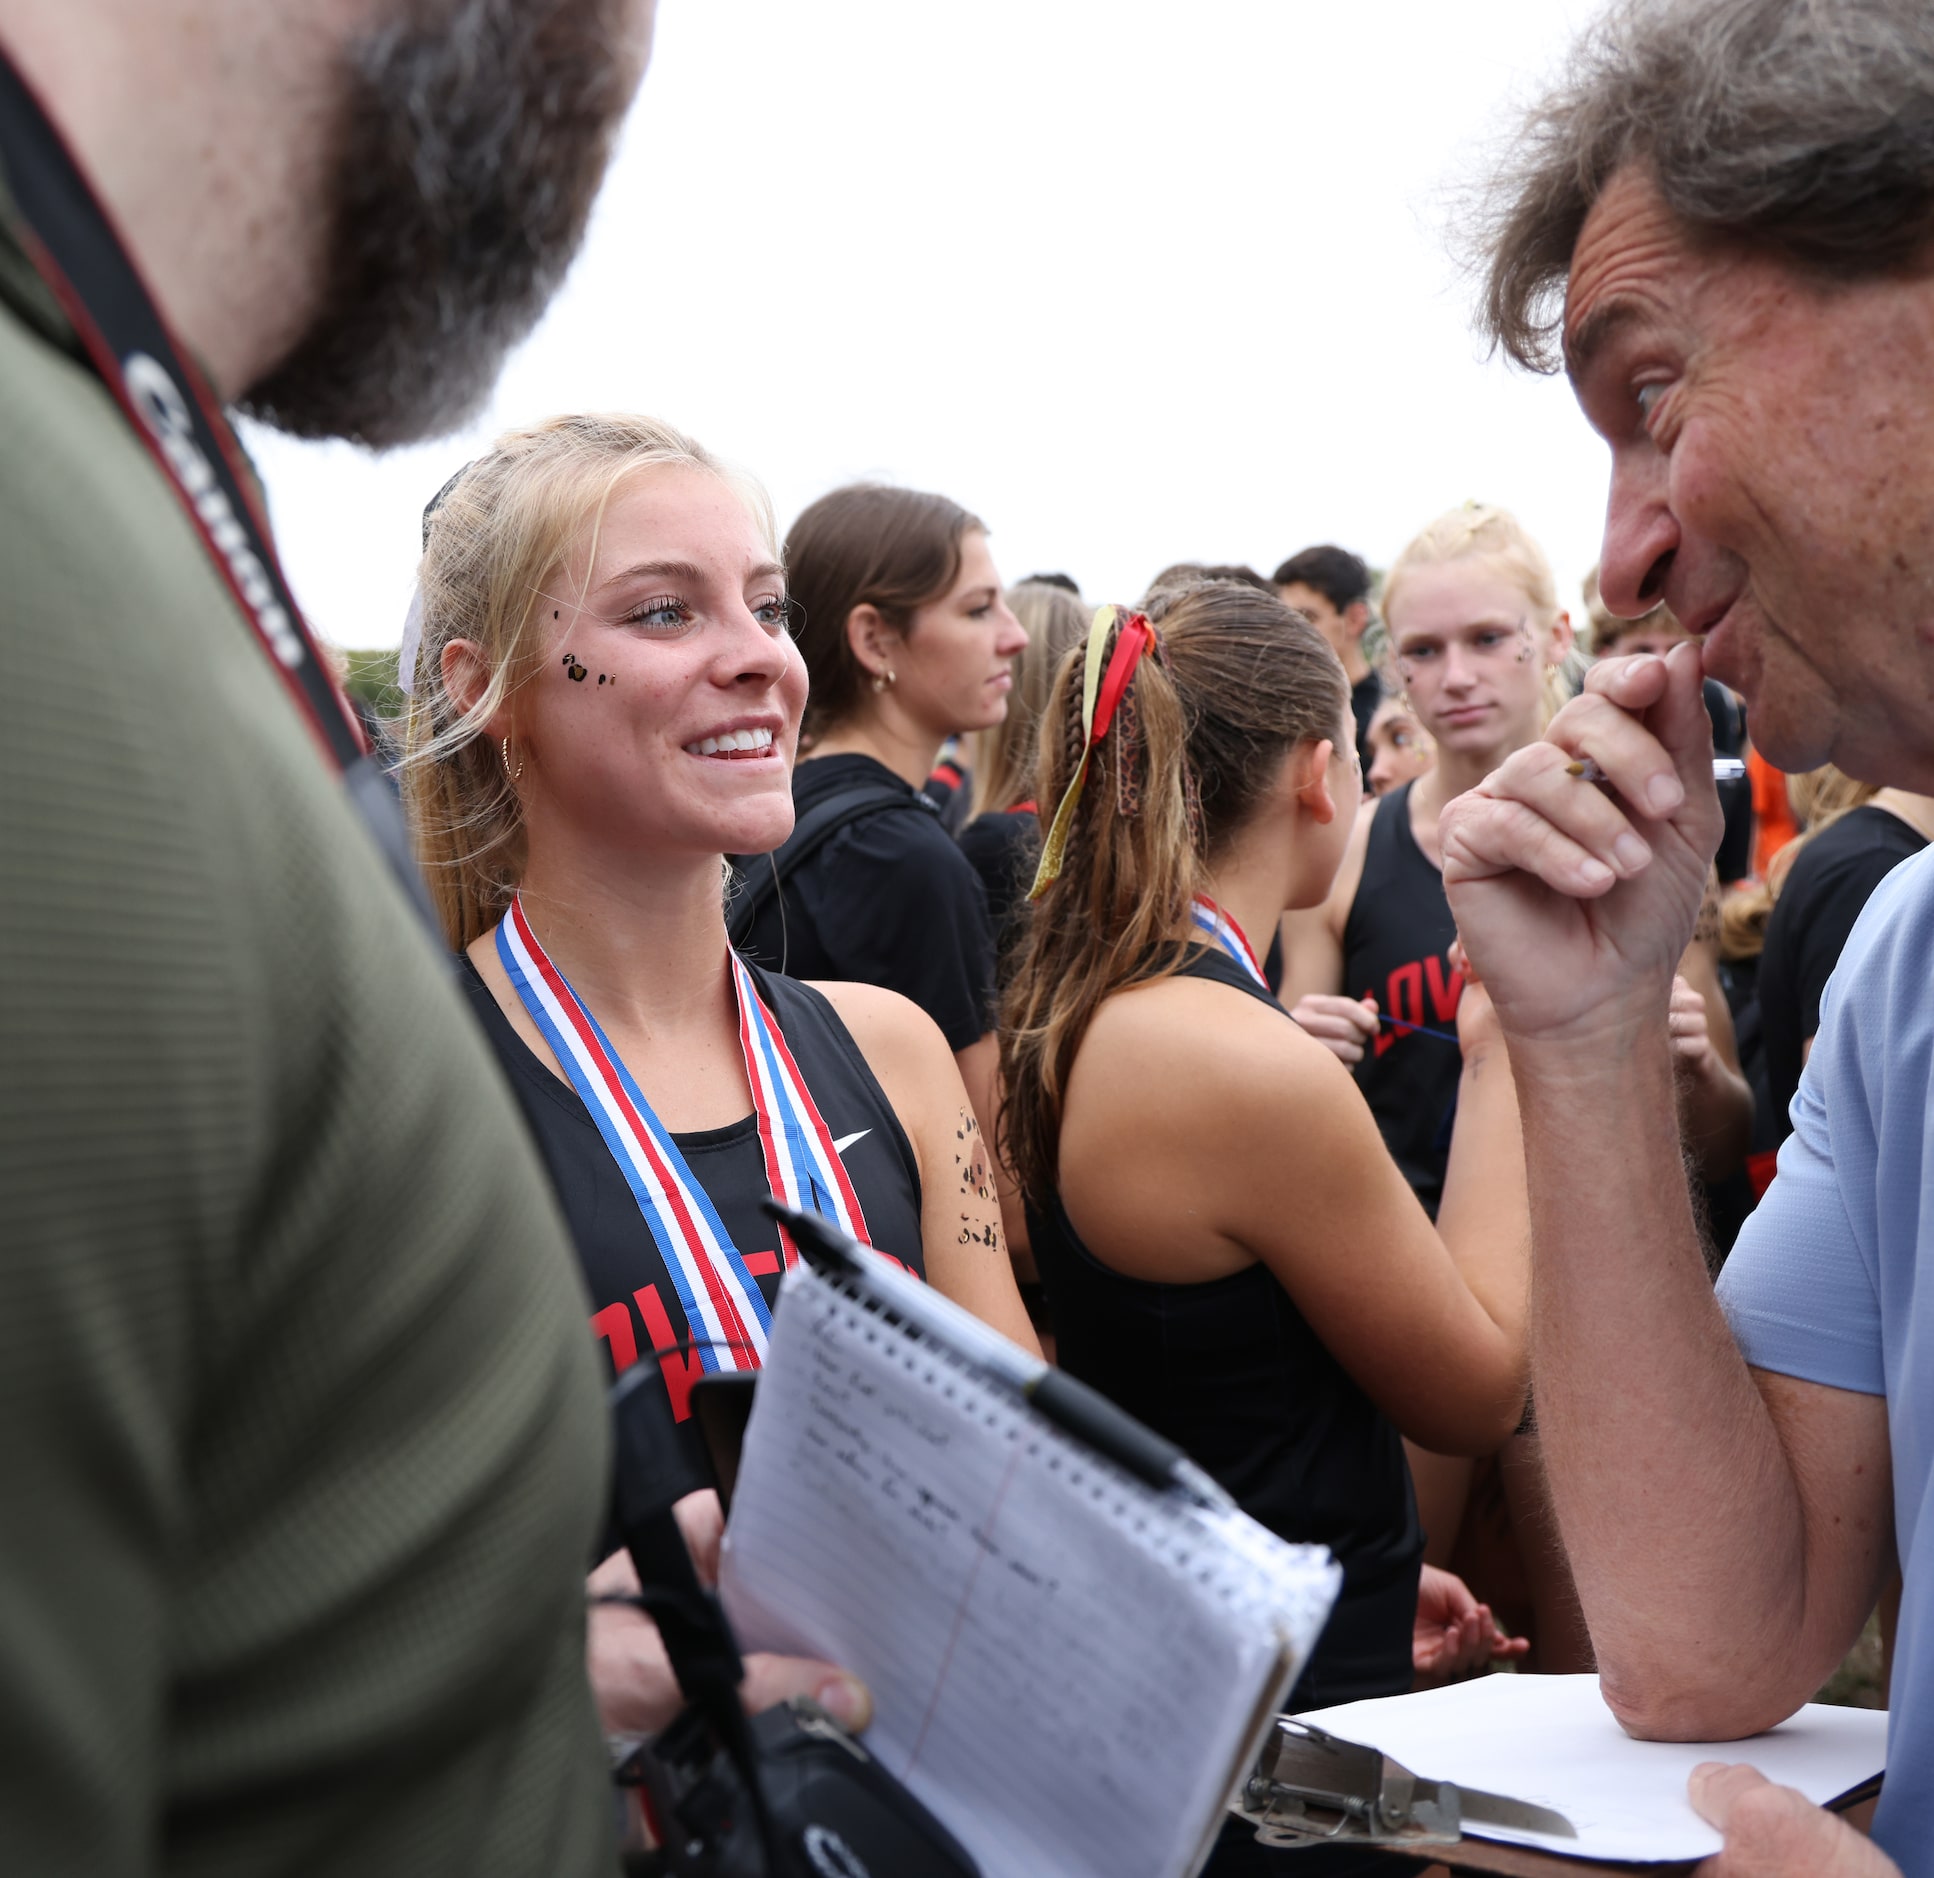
717, 1252, 1342, 1878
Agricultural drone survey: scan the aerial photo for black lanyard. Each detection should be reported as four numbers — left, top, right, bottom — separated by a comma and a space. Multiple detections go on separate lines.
0, 47, 434, 926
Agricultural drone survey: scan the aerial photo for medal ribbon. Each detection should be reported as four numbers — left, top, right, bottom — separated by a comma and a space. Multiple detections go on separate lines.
497, 897, 869, 1371
1190, 895, 1267, 990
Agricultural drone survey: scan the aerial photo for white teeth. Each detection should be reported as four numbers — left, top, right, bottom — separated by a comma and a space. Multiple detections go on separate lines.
684, 727, 775, 756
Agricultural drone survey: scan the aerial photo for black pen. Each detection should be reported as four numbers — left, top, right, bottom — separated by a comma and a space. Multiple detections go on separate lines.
766, 1200, 1235, 1511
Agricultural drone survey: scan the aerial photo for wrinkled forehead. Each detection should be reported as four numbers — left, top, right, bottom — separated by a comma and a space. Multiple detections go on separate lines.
1562, 167, 1700, 379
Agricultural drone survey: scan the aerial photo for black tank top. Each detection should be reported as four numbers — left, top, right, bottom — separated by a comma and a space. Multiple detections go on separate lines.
459, 953, 925, 1492
1341, 781, 1465, 1220
1028, 946, 1423, 1710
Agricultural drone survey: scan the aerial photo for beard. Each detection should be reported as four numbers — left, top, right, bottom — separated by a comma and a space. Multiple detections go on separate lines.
240, 0, 652, 448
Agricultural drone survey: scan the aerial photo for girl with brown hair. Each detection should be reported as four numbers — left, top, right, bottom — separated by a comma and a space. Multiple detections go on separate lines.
736, 484, 1028, 1148
1001, 584, 1532, 1777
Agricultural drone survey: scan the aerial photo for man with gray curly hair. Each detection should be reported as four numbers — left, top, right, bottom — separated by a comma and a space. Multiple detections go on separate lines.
1436, 1, 1934, 1873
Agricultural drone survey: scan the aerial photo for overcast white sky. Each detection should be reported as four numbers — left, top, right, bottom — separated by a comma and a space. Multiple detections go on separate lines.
246, 0, 1612, 653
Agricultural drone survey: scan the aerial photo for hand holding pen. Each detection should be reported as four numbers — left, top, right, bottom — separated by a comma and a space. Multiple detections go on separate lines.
1289, 989, 1464, 1058
1440, 643, 1724, 1046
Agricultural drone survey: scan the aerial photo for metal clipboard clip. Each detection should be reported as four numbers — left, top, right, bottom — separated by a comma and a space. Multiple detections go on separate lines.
1234, 1716, 1578, 1851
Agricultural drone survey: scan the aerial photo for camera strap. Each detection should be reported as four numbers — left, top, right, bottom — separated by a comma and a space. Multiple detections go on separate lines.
0, 47, 434, 926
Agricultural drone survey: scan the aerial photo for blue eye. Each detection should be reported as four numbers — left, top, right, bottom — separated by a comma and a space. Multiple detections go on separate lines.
751, 596, 791, 630
624, 597, 691, 632
1635, 383, 1666, 425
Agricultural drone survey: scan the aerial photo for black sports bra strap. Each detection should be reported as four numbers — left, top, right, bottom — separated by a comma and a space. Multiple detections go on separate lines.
1175, 943, 1291, 1016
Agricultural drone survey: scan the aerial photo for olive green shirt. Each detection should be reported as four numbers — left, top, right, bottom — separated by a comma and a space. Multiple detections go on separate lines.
0, 208, 616, 1876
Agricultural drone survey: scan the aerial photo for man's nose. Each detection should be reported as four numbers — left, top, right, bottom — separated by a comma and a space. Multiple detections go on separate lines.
1598, 448, 1678, 619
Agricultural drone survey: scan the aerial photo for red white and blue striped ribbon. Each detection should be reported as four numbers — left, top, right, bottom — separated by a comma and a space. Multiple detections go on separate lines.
729, 949, 871, 1269
497, 895, 867, 1371
1190, 894, 1268, 990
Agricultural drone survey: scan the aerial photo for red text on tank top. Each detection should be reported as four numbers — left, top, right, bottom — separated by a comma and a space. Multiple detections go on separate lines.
1368, 955, 1464, 1058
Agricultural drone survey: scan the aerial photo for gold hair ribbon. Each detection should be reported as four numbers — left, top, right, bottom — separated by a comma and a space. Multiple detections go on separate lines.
1028, 605, 1154, 899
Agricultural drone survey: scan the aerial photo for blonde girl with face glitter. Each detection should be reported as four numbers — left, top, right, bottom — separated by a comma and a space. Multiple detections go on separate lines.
398, 414, 1036, 1745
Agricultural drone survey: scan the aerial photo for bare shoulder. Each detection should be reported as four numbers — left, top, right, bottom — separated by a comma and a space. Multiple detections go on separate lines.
1077, 971, 1356, 1118
1062, 970, 1388, 1272
805, 978, 954, 1085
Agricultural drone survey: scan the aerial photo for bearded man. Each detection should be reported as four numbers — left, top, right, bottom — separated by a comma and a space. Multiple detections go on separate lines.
0, 3, 655, 1872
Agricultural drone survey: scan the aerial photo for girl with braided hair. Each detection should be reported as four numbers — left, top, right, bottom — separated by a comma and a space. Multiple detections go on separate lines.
1000, 582, 1534, 1870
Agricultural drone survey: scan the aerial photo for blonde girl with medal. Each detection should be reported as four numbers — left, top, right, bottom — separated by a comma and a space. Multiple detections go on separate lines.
398, 414, 1035, 1743
1001, 581, 1534, 1875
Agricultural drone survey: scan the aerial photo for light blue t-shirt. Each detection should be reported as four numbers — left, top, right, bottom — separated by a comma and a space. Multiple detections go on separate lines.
1719, 843, 1934, 1870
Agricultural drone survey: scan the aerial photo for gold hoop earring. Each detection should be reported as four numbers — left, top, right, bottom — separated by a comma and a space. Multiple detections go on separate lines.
501, 735, 525, 784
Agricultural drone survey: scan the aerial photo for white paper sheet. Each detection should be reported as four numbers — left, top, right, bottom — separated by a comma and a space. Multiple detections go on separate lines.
720, 1264, 1342, 1878
1297, 1673, 1887, 1862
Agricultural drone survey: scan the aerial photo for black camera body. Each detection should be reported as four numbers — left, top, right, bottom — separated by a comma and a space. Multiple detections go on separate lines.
622, 1694, 978, 1878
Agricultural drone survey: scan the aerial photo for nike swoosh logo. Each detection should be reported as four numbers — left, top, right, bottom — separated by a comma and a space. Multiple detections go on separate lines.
831, 1130, 871, 1156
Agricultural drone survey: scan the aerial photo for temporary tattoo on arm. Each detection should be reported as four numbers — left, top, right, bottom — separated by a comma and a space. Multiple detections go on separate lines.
953, 1111, 1002, 1247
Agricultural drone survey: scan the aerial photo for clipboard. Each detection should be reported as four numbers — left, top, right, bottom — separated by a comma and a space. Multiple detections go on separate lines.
1401, 1777, 1881, 1876
1263, 1673, 1888, 1872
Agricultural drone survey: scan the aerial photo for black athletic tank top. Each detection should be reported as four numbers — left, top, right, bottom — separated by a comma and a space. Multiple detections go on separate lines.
1341, 780, 1464, 1220
458, 953, 925, 1493
1028, 946, 1424, 1711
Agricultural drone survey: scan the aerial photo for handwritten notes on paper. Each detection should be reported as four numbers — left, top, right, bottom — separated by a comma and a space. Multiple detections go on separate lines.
719, 1267, 1341, 1878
